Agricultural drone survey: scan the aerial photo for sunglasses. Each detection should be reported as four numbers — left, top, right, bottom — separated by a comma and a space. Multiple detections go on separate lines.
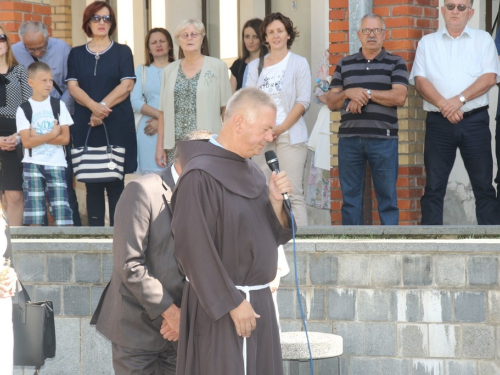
0, 34, 7, 43
445, 4, 470, 11
90, 15, 113, 24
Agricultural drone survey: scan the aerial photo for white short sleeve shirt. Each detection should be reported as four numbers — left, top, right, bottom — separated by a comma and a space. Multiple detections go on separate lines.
409, 25, 500, 112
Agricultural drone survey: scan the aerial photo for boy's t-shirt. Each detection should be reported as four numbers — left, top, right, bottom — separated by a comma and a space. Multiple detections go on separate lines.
16, 96, 73, 168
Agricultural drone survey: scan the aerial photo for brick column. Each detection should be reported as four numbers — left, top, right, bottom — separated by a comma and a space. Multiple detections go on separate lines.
50, 0, 72, 45
0, 1, 52, 43
328, 0, 439, 225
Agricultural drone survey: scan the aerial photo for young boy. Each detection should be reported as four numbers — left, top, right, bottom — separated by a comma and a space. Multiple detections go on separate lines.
16, 61, 73, 226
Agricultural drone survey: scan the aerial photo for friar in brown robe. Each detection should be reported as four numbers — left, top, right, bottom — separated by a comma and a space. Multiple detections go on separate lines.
171, 87, 295, 375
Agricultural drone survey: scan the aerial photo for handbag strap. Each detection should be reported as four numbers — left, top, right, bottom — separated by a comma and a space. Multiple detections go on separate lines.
13, 280, 30, 325
141, 65, 146, 101
83, 121, 112, 154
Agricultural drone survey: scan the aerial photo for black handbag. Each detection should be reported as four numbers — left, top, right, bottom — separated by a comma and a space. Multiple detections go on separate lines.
12, 281, 56, 373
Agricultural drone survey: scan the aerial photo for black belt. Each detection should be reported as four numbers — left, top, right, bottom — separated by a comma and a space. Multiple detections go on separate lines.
462, 105, 488, 118
431, 105, 488, 118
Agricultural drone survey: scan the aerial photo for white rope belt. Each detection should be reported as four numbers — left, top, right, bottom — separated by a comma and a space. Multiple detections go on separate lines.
185, 277, 269, 375
235, 283, 269, 375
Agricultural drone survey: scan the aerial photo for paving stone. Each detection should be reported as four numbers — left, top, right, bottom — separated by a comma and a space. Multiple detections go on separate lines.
282, 252, 307, 286
34, 285, 62, 315
15, 253, 45, 282
398, 324, 428, 357
91, 286, 105, 315
403, 255, 432, 286
462, 325, 495, 359
338, 256, 370, 287
63, 286, 90, 316
365, 323, 396, 356
370, 255, 401, 286
412, 359, 444, 375
428, 324, 460, 358
328, 289, 356, 321
434, 255, 466, 287
445, 360, 477, 375
278, 288, 296, 319
487, 291, 500, 324
468, 256, 498, 286
391, 289, 420, 322
455, 291, 486, 323
479, 361, 500, 375
13, 367, 23, 375
422, 290, 452, 323
380, 358, 412, 375
350, 357, 380, 375
309, 254, 337, 285
102, 253, 113, 283
81, 318, 113, 374
38, 318, 80, 374
357, 289, 390, 321
333, 322, 364, 356
75, 253, 101, 283
46, 254, 73, 282
295, 289, 324, 320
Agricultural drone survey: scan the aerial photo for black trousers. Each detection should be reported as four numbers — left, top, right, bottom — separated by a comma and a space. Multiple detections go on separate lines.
112, 342, 177, 375
421, 110, 500, 225
85, 179, 124, 226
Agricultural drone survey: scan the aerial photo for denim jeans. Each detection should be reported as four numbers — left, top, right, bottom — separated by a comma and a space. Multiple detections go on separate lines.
338, 137, 399, 225
421, 111, 499, 225
86, 179, 124, 226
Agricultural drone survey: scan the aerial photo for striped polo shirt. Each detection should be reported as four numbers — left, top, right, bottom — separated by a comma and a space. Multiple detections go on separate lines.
330, 48, 408, 139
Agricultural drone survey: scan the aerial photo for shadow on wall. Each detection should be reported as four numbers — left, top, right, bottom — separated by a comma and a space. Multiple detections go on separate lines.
444, 182, 477, 225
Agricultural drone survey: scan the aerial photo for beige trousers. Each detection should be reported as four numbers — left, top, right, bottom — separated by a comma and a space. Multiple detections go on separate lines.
252, 133, 308, 226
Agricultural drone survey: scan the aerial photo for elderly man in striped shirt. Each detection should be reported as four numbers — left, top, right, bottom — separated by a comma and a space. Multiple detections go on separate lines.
327, 13, 408, 225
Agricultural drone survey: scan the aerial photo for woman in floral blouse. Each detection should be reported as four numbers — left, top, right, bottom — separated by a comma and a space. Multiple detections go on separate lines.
155, 19, 231, 167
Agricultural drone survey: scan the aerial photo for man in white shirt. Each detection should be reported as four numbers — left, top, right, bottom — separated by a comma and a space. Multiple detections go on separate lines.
409, 0, 500, 225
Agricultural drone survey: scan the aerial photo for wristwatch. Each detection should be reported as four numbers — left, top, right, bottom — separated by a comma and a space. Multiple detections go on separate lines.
458, 94, 466, 105
366, 89, 372, 99
99, 101, 106, 106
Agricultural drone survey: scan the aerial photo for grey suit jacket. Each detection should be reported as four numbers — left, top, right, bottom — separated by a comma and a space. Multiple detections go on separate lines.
93, 167, 184, 351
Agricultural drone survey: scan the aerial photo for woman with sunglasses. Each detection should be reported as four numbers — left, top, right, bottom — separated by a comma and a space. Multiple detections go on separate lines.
66, 1, 136, 226
230, 18, 268, 92
0, 26, 32, 226
246, 13, 311, 226
155, 19, 231, 167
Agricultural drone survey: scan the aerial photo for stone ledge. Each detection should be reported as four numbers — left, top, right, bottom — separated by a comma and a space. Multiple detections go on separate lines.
280, 332, 343, 360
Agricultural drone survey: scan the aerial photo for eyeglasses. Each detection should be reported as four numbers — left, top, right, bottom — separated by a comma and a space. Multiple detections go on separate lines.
360, 28, 385, 35
0, 34, 7, 43
25, 41, 48, 54
179, 32, 201, 39
445, 3, 470, 11
90, 15, 113, 24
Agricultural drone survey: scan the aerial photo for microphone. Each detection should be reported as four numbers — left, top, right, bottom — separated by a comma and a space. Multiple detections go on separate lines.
265, 150, 292, 210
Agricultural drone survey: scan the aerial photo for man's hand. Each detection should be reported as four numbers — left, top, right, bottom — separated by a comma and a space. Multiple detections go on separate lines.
0, 267, 17, 298
144, 118, 158, 136
439, 96, 463, 119
344, 88, 370, 107
446, 110, 463, 124
229, 299, 260, 338
346, 100, 364, 114
160, 304, 181, 341
269, 274, 281, 293
268, 171, 292, 205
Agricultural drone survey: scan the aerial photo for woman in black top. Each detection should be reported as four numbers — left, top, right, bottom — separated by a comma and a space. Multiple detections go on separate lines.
0, 26, 32, 226
229, 18, 267, 92
67, 1, 136, 226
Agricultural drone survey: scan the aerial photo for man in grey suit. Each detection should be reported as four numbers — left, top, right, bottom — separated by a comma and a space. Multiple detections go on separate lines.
91, 131, 211, 374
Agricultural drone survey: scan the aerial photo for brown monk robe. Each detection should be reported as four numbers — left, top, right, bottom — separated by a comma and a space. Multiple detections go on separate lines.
171, 88, 294, 375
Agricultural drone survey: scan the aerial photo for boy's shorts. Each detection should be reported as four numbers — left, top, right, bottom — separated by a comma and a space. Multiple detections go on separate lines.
22, 163, 73, 226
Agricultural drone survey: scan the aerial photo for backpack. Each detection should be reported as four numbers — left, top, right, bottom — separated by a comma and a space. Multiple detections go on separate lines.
20, 96, 60, 157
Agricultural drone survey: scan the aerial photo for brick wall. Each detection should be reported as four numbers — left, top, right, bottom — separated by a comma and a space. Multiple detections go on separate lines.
0, 1, 52, 43
328, 0, 439, 225
50, 0, 72, 45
